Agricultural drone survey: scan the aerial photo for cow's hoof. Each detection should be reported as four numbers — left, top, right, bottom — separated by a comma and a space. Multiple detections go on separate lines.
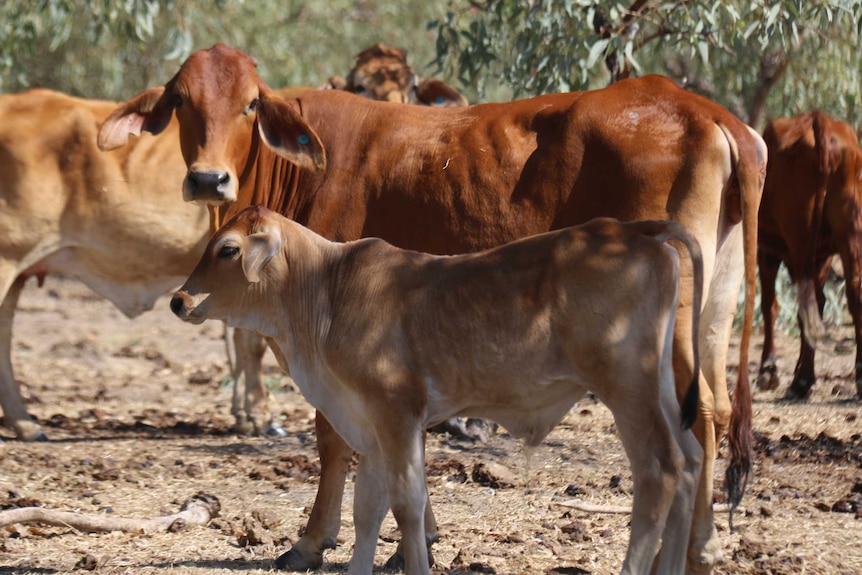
784, 382, 812, 400
19, 430, 49, 442
261, 422, 288, 438
429, 417, 494, 442
756, 367, 780, 391
274, 547, 323, 571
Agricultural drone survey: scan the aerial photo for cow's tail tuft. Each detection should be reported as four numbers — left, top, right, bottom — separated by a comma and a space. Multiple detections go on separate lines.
718, 122, 764, 529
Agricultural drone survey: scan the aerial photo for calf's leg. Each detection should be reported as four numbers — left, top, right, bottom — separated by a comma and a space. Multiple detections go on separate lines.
837, 241, 862, 397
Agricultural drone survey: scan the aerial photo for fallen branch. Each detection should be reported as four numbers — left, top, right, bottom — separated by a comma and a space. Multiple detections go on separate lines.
554, 499, 632, 514
554, 498, 745, 515
0, 492, 220, 533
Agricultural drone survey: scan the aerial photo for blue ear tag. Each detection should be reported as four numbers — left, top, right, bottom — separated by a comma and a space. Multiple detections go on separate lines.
298, 134, 310, 145
435, 96, 446, 105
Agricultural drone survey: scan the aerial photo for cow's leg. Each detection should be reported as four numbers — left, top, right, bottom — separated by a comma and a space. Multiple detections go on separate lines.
0, 275, 45, 441
232, 328, 286, 436
838, 241, 862, 397
787, 261, 829, 399
756, 251, 782, 390
276, 413, 352, 570
349, 451, 391, 575
686, 225, 745, 574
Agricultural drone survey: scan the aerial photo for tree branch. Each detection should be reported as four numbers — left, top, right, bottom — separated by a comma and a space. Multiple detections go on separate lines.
0, 492, 220, 534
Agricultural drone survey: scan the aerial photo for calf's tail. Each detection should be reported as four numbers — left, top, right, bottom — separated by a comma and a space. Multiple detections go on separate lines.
636, 220, 704, 431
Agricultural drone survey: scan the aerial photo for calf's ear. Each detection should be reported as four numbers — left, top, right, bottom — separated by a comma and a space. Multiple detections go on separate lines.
98, 87, 174, 150
243, 230, 282, 283
256, 95, 327, 173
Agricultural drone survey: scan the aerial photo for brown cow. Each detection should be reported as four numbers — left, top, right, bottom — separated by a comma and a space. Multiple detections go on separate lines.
0, 88, 208, 441
756, 111, 862, 399
98, 44, 766, 574
322, 43, 467, 107
172, 206, 705, 575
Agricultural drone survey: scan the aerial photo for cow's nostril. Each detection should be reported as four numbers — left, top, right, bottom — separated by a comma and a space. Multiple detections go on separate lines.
169, 295, 184, 315
188, 171, 230, 195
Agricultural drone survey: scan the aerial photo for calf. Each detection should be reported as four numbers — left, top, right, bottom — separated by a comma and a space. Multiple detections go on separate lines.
756, 111, 862, 398
172, 206, 705, 575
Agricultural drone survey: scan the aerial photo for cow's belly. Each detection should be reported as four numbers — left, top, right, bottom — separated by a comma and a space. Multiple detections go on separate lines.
425, 374, 588, 447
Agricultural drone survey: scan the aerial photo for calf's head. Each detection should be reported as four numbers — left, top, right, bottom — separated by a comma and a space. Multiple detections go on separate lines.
98, 44, 326, 206
171, 206, 282, 328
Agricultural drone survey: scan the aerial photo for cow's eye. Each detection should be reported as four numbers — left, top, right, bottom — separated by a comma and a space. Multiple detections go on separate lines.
171, 94, 183, 109
218, 245, 240, 259
245, 98, 259, 115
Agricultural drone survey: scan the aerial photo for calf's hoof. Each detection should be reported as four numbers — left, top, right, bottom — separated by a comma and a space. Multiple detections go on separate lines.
274, 547, 324, 571
383, 549, 435, 571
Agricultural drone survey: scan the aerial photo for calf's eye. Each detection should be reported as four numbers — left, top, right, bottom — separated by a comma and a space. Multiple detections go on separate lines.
218, 245, 240, 259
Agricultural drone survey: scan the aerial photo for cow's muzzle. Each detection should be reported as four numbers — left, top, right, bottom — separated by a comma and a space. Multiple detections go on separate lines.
183, 169, 236, 205
170, 291, 206, 324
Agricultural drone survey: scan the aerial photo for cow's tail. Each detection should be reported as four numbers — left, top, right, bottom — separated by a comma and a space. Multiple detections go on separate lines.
639, 220, 704, 431
718, 122, 765, 527
797, 111, 838, 349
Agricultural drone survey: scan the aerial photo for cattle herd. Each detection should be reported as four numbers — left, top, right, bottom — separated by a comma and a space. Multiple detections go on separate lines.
1, 42, 860, 575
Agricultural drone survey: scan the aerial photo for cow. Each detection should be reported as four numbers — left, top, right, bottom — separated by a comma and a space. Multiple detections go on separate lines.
756, 111, 862, 399
322, 43, 467, 107
97, 43, 766, 574
172, 205, 705, 575
0, 88, 208, 441
0, 88, 302, 442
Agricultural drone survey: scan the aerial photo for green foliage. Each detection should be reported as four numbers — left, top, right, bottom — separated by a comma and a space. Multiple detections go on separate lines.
0, 0, 452, 99
431, 1, 862, 127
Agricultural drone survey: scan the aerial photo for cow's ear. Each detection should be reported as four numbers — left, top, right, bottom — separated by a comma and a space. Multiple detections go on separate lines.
242, 229, 282, 283
256, 95, 327, 173
98, 87, 174, 150
322, 76, 347, 91
415, 78, 468, 107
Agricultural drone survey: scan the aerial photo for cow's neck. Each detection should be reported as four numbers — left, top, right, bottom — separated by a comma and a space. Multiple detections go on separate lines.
232, 129, 305, 222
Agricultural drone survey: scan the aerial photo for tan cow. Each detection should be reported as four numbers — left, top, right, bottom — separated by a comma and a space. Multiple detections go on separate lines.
756, 111, 862, 399
323, 43, 467, 107
98, 44, 766, 574
172, 205, 705, 575
0, 88, 208, 440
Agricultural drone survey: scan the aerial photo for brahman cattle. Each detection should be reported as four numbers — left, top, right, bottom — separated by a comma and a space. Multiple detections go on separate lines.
323, 43, 467, 107
756, 111, 862, 399
0, 88, 208, 441
98, 43, 766, 574
172, 205, 705, 575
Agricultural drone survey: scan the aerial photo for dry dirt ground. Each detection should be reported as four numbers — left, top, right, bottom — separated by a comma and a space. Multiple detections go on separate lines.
1, 276, 860, 575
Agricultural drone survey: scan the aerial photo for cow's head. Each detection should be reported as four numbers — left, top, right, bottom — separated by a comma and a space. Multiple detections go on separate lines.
98, 44, 326, 206
323, 43, 467, 107
171, 205, 283, 328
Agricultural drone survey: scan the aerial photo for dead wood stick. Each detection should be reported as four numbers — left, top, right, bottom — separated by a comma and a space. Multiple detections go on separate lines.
0, 492, 220, 533
554, 498, 744, 515
554, 498, 632, 514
